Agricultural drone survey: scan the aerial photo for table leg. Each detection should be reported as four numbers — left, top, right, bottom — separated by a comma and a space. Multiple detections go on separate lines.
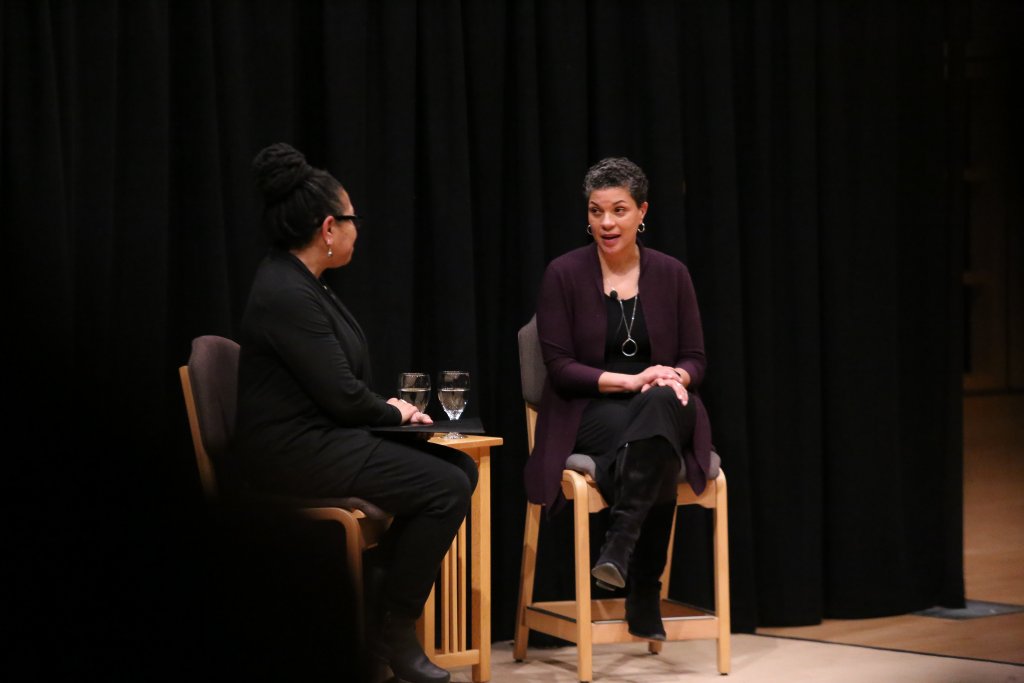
425, 436, 499, 682
471, 452, 491, 682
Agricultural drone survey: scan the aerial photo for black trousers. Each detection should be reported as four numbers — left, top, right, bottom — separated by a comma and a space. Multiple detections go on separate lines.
344, 436, 478, 619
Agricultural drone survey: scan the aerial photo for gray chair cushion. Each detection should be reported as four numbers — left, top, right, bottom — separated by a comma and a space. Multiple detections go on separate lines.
565, 450, 721, 482
565, 453, 600, 478
330, 497, 390, 520
708, 450, 721, 479
258, 493, 392, 521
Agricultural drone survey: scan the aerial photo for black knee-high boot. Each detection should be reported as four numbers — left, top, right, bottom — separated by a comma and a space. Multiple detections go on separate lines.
591, 438, 678, 590
625, 500, 677, 640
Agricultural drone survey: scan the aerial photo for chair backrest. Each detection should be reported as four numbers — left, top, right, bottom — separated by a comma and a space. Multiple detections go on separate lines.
518, 315, 545, 407
180, 334, 241, 500
518, 315, 547, 454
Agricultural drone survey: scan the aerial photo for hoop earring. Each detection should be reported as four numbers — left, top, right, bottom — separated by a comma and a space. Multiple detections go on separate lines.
638, 222, 646, 233
586, 224, 593, 236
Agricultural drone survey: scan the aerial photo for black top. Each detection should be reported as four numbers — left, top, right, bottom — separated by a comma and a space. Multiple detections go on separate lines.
232, 250, 402, 495
603, 293, 650, 375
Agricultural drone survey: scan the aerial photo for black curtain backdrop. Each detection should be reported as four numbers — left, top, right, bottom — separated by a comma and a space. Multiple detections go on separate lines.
5, 0, 969, 678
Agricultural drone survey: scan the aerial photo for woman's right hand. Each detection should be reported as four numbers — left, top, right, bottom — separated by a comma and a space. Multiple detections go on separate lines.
387, 397, 421, 424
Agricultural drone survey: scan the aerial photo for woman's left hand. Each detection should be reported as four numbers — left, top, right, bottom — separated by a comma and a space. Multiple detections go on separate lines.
642, 375, 689, 406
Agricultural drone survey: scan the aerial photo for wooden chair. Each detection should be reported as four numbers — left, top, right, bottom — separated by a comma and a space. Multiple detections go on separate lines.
179, 334, 393, 644
512, 316, 731, 681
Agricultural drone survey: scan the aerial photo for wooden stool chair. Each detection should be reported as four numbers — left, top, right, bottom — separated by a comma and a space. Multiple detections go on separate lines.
179, 334, 392, 645
512, 316, 730, 681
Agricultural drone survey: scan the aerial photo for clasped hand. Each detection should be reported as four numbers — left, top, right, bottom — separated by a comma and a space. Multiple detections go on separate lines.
387, 397, 434, 425
637, 365, 689, 406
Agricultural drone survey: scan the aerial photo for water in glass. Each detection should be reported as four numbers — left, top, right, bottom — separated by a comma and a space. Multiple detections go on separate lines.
437, 370, 470, 438
398, 373, 431, 412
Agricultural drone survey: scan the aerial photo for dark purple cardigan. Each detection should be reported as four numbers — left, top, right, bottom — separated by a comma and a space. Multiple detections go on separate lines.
524, 243, 713, 512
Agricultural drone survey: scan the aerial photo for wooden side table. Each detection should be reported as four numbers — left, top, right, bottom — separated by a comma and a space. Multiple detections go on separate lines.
418, 433, 502, 683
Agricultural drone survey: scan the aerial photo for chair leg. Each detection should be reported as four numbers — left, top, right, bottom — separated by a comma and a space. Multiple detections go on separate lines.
513, 501, 541, 661
300, 508, 368, 646
658, 494, 680, 597
419, 583, 436, 657
714, 472, 731, 674
649, 499, 680, 655
341, 515, 367, 646
568, 472, 593, 683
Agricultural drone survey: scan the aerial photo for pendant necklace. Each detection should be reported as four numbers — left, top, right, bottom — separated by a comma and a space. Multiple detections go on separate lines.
617, 292, 639, 357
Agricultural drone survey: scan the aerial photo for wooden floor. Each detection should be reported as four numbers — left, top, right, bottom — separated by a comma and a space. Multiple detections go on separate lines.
458, 635, 1021, 682
759, 392, 1024, 665
458, 393, 1023, 682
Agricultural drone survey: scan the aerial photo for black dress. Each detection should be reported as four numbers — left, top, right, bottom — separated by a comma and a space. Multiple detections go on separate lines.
574, 294, 697, 502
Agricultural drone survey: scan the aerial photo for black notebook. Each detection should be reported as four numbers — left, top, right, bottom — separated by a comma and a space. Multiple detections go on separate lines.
369, 416, 485, 434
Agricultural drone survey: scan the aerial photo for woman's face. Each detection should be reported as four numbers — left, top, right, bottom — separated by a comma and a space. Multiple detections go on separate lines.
330, 189, 358, 266
587, 186, 647, 258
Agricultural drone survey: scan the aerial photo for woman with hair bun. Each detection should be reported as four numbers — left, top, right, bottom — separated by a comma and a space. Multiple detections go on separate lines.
233, 142, 472, 683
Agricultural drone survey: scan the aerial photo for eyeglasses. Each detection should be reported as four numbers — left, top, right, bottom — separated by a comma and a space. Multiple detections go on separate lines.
332, 214, 364, 228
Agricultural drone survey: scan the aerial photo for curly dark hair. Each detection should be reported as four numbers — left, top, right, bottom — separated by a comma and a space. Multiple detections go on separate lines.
582, 156, 649, 205
251, 142, 344, 251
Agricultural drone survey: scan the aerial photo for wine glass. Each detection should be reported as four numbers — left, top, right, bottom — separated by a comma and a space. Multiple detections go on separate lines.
437, 370, 470, 439
397, 372, 431, 413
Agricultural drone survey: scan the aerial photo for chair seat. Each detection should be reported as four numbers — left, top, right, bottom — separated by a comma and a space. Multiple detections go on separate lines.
234, 487, 392, 522
304, 497, 391, 520
565, 450, 722, 482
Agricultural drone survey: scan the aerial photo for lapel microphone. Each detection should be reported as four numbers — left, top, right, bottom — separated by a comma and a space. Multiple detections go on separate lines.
610, 289, 618, 300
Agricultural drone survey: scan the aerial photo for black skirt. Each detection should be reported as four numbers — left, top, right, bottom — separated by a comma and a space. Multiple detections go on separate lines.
574, 385, 697, 503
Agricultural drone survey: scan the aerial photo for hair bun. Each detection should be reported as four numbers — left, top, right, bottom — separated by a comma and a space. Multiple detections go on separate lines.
252, 142, 314, 204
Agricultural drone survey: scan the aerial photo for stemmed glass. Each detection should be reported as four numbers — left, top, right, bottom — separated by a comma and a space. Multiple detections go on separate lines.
397, 372, 431, 413
437, 370, 470, 439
